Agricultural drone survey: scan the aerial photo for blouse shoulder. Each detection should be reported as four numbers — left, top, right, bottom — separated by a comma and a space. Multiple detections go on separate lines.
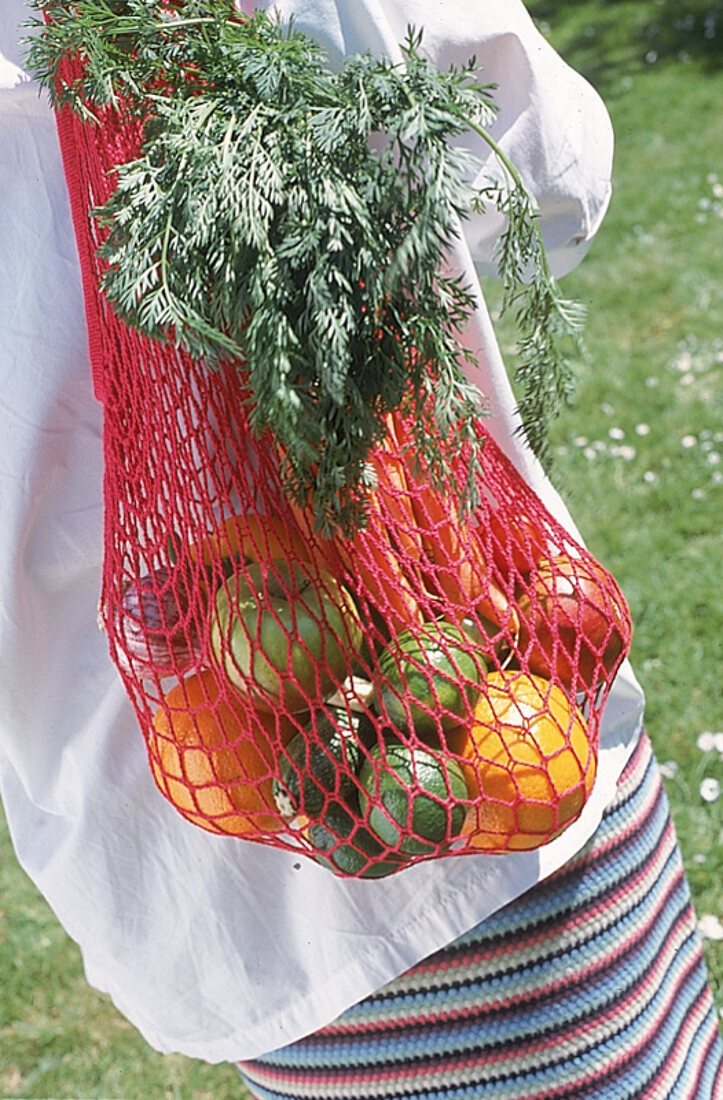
405, 1, 615, 277
264, 0, 614, 277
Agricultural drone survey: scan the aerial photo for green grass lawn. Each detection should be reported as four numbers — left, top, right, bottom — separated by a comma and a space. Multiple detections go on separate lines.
2, 3, 721, 1096
522, 0, 723, 1003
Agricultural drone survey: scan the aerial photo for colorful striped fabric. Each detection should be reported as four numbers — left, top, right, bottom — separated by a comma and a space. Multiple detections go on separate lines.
237, 729, 723, 1099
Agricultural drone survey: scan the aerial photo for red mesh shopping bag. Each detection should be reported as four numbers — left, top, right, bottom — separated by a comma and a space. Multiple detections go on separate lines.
53, 65, 632, 878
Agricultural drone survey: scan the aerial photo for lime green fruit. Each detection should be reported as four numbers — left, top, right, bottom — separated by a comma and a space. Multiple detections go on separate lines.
376, 621, 487, 738
211, 561, 362, 712
272, 707, 368, 820
308, 803, 408, 879
359, 741, 469, 855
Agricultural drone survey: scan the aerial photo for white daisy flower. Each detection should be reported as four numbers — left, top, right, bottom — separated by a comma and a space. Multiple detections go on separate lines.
700, 777, 721, 803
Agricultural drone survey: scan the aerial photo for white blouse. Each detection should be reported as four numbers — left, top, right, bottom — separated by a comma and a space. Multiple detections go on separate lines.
0, 0, 643, 1063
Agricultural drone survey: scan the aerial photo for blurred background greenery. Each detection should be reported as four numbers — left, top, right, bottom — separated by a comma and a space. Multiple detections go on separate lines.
520, 0, 723, 1003
2, 1, 721, 1096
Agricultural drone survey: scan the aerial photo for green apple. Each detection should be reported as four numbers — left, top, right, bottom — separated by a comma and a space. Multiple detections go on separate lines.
211, 561, 363, 712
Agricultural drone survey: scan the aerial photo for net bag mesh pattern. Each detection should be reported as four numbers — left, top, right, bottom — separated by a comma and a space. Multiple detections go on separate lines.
52, 70, 632, 879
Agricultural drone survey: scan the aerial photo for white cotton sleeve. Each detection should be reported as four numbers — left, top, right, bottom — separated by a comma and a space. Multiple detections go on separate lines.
454, 26, 614, 278
397, 2, 615, 279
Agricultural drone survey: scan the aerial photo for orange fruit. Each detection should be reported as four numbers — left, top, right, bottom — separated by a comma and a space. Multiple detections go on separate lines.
148, 669, 294, 836
447, 671, 596, 851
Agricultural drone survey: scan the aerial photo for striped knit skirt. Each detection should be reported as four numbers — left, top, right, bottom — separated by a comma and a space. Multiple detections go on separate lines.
237, 730, 723, 1099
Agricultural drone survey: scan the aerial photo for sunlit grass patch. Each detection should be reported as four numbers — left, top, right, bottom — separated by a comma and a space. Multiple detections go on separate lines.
526, 0, 723, 1007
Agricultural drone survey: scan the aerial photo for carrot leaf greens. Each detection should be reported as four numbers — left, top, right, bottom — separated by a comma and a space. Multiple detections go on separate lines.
26, 1, 584, 533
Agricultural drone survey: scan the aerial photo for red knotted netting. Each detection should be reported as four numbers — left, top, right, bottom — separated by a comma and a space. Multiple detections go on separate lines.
53, 69, 632, 878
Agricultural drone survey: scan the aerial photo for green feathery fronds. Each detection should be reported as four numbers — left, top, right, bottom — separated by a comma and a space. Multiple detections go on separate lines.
25, 1, 584, 532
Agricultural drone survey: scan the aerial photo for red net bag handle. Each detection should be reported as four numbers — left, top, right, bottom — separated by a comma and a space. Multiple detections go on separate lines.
49, 57, 632, 879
